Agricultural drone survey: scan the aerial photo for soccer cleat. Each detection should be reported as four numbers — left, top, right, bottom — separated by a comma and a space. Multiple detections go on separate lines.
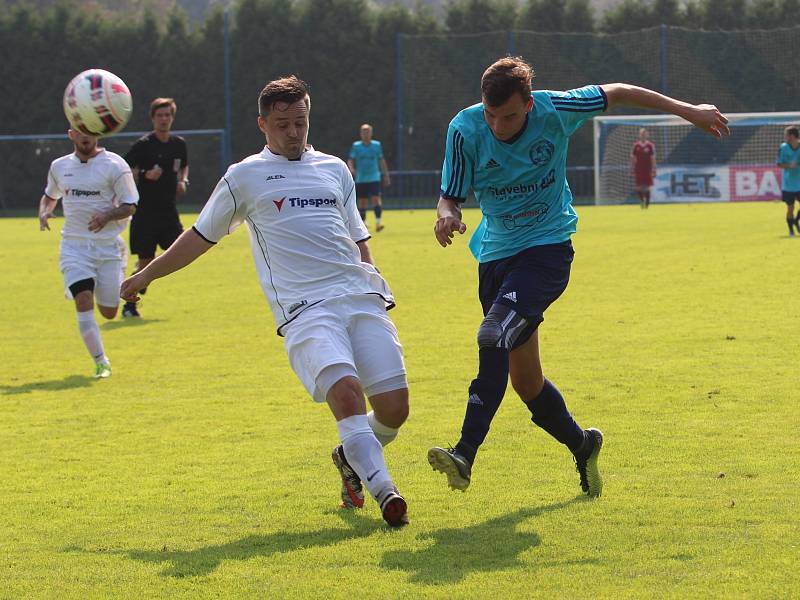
94, 361, 112, 379
574, 428, 603, 497
121, 302, 140, 318
378, 486, 408, 527
331, 445, 365, 509
427, 446, 471, 491
375, 223, 385, 232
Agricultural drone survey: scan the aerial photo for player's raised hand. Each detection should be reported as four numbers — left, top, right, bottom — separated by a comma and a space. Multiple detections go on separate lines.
687, 104, 730, 138
39, 211, 54, 231
434, 215, 467, 247
120, 272, 150, 303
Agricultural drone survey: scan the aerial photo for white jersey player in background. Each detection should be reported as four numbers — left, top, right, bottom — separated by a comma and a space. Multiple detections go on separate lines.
39, 129, 138, 378
120, 76, 410, 527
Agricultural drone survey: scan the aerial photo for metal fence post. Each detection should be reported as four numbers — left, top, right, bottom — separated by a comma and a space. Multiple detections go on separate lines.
395, 33, 405, 199
507, 30, 516, 56
223, 7, 233, 169
660, 24, 669, 95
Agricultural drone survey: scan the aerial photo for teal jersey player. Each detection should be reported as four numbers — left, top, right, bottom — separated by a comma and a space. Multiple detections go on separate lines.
349, 140, 384, 183
429, 56, 730, 501
777, 141, 800, 192
440, 86, 607, 263
777, 126, 800, 236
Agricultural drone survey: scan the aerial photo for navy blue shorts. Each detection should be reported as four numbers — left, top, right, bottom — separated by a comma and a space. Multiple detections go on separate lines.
478, 241, 574, 331
782, 190, 800, 204
356, 181, 381, 198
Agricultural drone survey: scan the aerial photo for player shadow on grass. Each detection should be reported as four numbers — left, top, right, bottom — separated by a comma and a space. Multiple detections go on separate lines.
380, 497, 585, 584
0, 374, 94, 395
111, 520, 376, 578
102, 318, 164, 331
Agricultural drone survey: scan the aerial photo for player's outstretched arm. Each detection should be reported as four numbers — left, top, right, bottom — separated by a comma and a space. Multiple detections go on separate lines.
120, 228, 213, 301
602, 84, 730, 138
434, 197, 467, 247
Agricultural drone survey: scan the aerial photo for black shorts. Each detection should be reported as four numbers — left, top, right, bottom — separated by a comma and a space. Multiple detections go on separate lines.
782, 190, 800, 204
130, 212, 183, 258
478, 241, 574, 332
356, 181, 381, 199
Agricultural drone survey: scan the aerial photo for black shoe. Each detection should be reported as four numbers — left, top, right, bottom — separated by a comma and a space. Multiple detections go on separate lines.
427, 446, 472, 491
574, 428, 604, 497
331, 445, 365, 509
378, 486, 408, 527
121, 302, 140, 318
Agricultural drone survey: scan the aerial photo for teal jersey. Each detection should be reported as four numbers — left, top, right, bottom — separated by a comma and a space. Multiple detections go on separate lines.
349, 140, 384, 183
440, 85, 607, 263
778, 142, 800, 192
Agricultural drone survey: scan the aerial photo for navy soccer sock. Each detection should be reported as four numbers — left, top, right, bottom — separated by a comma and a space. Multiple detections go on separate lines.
788, 217, 796, 235
374, 204, 383, 220
456, 347, 509, 465
359, 208, 367, 221
794, 213, 800, 230
524, 378, 585, 453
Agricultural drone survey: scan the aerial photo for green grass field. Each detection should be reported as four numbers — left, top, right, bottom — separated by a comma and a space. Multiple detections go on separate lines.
1, 203, 798, 598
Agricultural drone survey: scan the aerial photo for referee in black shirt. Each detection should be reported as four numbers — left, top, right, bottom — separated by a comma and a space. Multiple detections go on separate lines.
122, 97, 189, 318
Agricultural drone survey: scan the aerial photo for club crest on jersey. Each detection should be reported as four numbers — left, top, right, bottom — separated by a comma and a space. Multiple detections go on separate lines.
266, 174, 286, 181
529, 140, 554, 166
273, 197, 286, 211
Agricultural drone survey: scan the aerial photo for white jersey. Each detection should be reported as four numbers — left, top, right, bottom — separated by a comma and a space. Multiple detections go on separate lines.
45, 149, 138, 242
194, 147, 393, 335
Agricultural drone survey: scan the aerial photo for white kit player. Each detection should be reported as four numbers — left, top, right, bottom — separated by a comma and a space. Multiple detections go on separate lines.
39, 129, 138, 378
120, 76, 410, 527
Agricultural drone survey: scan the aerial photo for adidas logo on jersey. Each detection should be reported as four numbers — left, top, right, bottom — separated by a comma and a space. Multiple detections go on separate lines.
503, 291, 517, 302
484, 158, 500, 169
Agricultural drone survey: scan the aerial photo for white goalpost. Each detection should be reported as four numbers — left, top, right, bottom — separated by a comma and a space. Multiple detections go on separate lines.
593, 112, 800, 205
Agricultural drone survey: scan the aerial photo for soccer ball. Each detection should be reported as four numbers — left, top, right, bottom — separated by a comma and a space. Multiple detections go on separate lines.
62, 69, 133, 137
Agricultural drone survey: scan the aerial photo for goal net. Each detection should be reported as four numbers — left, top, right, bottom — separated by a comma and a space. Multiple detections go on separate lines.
593, 112, 800, 204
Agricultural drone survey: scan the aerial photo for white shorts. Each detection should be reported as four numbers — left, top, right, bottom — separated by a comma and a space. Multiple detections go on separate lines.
283, 294, 407, 403
59, 237, 128, 308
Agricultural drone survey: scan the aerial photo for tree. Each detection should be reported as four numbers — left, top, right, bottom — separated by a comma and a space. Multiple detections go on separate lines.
517, 0, 565, 32
652, 0, 682, 26
564, 0, 594, 32
700, 0, 747, 29
445, 0, 518, 33
601, 0, 657, 32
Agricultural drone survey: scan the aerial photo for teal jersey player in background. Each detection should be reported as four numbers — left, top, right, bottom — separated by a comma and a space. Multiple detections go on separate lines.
777, 125, 800, 236
348, 124, 391, 231
428, 56, 730, 499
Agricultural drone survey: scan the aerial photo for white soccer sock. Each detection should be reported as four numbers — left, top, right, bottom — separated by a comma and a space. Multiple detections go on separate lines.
336, 414, 393, 498
367, 411, 399, 447
76, 310, 107, 363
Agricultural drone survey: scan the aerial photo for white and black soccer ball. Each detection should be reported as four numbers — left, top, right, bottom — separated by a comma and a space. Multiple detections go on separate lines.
62, 69, 133, 136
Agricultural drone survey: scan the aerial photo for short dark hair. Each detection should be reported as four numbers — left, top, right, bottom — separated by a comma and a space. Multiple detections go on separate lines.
786, 125, 800, 138
258, 76, 310, 117
481, 56, 535, 107
150, 97, 176, 118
